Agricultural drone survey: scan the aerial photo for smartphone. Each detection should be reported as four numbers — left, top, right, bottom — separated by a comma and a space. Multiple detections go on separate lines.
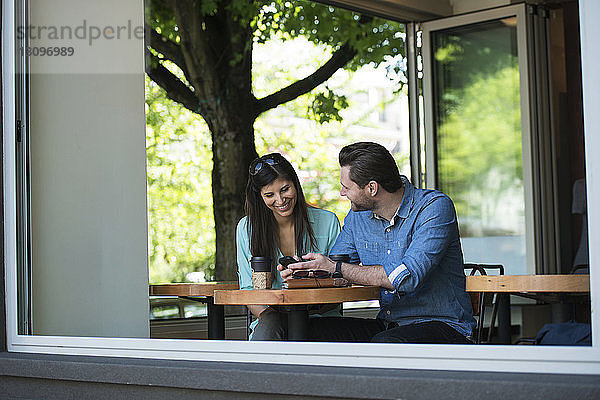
278, 256, 304, 268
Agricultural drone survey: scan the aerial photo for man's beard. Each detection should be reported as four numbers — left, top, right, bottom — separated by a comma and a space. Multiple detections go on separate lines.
350, 194, 376, 212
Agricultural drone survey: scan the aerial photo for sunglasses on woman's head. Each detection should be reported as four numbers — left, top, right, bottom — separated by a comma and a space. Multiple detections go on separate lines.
292, 270, 331, 279
249, 155, 282, 176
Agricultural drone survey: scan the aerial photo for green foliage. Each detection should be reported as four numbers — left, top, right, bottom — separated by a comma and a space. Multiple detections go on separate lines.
146, 0, 178, 41
308, 89, 349, 123
146, 76, 216, 283
251, 1, 405, 70
257, 1, 405, 124
201, 0, 219, 16
438, 66, 522, 207
146, 1, 405, 124
434, 26, 523, 237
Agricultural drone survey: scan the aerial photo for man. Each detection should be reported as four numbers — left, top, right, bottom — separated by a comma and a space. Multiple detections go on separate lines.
279, 142, 476, 343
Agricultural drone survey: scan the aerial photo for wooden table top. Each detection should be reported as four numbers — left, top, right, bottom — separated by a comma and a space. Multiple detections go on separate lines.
465, 274, 590, 293
150, 275, 589, 298
149, 282, 239, 297
214, 285, 381, 305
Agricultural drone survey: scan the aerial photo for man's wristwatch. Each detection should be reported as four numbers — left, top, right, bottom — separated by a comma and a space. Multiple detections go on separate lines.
332, 260, 343, 278
330, 254, 349, 279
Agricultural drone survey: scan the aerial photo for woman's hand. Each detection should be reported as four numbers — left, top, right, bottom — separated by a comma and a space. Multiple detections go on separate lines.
277, 262, 294, 281
280, 253, 335, 281
277, 255, 303, 281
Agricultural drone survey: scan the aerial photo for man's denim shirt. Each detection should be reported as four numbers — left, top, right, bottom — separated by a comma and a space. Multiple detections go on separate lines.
330, 176, 476, 337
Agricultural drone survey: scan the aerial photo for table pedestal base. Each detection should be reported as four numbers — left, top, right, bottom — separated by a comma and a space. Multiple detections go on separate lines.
287, 306, 309, 341
497, 293, 511, 344
207, 298, 225, 340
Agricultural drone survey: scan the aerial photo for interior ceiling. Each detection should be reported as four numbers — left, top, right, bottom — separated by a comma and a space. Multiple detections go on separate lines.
314, 0, 453, 21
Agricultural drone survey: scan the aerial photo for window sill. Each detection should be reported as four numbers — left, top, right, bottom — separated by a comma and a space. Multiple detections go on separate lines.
1, 351, 599, 399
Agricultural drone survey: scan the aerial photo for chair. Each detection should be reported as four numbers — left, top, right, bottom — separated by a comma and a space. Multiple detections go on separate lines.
464, 263, 505, 344
570, 178, 589, 274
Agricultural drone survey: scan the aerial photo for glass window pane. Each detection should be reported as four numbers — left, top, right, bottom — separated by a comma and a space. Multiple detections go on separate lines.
432, 18, 526, 274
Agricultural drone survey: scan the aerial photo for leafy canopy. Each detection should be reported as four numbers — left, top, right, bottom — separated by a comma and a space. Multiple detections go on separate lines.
146, 0, 406, 89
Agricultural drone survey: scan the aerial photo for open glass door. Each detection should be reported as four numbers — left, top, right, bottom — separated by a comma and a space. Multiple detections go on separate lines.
420, 5, 535, 275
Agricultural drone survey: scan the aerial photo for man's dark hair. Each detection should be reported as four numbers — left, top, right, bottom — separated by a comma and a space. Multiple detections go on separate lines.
339, 142, 403, 193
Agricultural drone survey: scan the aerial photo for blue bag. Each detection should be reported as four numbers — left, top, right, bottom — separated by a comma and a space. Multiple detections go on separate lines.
534, 322, 591, 346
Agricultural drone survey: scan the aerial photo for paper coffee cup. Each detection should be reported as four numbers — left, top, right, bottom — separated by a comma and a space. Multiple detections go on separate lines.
251, 256, 272, 290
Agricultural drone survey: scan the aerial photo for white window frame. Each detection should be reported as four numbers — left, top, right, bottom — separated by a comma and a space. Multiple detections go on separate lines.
3, 0, 599, 376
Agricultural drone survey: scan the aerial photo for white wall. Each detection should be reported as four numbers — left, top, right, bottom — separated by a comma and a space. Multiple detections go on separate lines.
579, 0, 600, 346
28, 0, 148, 337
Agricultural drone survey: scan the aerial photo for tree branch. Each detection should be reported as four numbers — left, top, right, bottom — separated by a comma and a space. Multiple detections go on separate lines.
254, 42, 358, 117
145, 50, 200, 115
145, 24, 189, 77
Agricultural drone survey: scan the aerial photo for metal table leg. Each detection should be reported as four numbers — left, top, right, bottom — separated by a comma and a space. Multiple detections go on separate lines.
287, 305, 309, 341
551, 295, 572, 322
497, 293, 511, 344
207, 297, 225, 340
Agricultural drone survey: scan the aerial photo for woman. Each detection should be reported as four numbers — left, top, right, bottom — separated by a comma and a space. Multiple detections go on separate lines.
236, 152, 341, 340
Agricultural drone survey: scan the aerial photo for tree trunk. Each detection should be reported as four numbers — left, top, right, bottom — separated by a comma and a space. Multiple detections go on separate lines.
211, 117, 257, 281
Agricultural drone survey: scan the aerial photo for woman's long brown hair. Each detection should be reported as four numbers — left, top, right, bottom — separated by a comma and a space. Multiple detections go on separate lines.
245, 153, 316, 266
